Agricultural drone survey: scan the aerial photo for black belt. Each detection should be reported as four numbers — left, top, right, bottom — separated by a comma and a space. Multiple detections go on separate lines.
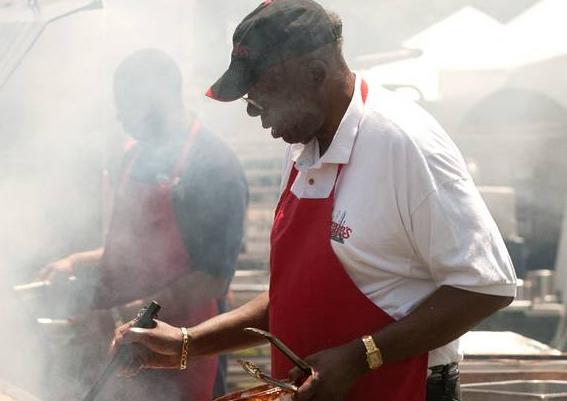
427, 363, 459, 378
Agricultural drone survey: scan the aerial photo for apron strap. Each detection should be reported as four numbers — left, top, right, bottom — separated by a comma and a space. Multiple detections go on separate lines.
120, 148, 138, 188
119, 119, 201, 188
171, 119, 201, 180
361, 78, 368, 104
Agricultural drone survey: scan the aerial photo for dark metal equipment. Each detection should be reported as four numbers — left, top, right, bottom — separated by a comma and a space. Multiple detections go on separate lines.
462, 380, 567, 401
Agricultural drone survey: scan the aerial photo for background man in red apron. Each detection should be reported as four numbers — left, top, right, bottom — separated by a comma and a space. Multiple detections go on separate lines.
39, 49, 248, 401
109, 2, 516, 401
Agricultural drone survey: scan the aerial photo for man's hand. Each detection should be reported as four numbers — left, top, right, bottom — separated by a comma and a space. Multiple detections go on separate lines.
288, 341, 367, 401
109, 319, 184, 376
38, 256, 75, 284
38, 248, 103, 285
286, 286, 513, 400
108, 292, 271, 376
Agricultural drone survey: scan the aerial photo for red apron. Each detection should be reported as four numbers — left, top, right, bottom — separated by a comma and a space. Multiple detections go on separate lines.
100, 121, 218, 401
269, 80, 428, 400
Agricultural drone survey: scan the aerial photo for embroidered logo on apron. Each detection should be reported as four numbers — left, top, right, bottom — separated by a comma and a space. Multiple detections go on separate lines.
330, 209, 352, 243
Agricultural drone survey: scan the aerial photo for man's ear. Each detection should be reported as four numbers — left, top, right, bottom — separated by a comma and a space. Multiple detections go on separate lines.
306, 60, 327, 86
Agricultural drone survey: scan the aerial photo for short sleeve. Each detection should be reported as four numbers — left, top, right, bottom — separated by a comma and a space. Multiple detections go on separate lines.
172, 131, 248, 281
409, 177, 517, 296
174, 176, 248, 279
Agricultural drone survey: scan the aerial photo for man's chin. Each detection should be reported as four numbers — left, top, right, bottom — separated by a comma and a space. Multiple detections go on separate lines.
277, 131, 313, 145
272, 126, 314, 144
281, 136, 295, 144
282, 134, 304, 144
275, 129, 293, 143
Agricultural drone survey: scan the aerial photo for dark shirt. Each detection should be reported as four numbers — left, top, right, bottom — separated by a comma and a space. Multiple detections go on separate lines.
92, 125, 248, 310
109, 124, 248, 293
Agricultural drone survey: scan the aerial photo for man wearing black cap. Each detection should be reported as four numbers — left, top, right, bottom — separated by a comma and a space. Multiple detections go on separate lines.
110, 1, 516, 400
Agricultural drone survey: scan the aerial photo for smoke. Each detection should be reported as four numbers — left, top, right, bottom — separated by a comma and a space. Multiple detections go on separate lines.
1, 0, 567, 400
0, 1, 266, 400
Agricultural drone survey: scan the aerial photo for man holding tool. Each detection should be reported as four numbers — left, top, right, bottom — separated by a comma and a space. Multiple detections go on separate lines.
40, 49, 248, 401
110, 2, 516, 400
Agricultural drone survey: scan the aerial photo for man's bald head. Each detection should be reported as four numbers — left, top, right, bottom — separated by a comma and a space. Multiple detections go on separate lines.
113, 49, 184, 141
113, 48, 182, 106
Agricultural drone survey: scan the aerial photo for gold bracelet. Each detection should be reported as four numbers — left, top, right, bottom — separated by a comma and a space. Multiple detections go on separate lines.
180, 327, 189, 370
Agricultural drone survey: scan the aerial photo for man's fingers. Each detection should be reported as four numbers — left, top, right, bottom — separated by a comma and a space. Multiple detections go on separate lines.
109, 326, 147, 357
116, 350, 142, 377
115, 345, 180, 375
38, 265, 61, 283
143, 353, 180, 369
109, 323, 133, 356
115, 320, 136, 337
116, 325, 178, 355
37, 265, 51, 280
115, 344, 148, 377
118, 362, 141, 378
108, 338, 119, 357
110, 319, 182, 369
288, 366, 309, 385
118, 327, 150, 346
292, 374, 318, 401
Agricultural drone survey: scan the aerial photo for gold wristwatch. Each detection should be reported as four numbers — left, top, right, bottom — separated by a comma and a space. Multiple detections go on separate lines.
362, 335, 383, 370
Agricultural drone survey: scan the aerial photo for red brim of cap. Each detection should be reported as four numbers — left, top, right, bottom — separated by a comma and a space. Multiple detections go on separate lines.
205, 62, 252, 102
205, 87, 218, 100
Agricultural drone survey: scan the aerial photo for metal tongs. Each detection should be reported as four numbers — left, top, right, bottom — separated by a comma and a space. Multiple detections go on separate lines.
238, 327, 312, 394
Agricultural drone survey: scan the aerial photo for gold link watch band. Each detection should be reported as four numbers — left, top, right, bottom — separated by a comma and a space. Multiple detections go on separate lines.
362, 335, 383, 370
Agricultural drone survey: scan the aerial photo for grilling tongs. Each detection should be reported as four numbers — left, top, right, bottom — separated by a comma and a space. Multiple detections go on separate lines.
238, 327, 312, 394
81, 301, 161, 401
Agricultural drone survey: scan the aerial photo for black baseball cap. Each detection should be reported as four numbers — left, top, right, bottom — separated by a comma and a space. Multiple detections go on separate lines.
206, 0, 340, 102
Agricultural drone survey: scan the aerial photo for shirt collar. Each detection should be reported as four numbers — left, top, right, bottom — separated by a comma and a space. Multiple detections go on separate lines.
290, 72, 365, 169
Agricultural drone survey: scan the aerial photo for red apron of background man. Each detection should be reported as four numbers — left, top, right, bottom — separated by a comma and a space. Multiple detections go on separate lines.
269, 80, 428, 400
100, 121, 217, 401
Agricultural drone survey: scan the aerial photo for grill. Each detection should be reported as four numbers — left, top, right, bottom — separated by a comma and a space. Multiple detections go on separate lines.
462, 380, 567, 401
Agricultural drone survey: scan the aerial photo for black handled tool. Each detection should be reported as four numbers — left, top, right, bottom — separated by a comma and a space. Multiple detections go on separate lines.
81, 301, 161, 401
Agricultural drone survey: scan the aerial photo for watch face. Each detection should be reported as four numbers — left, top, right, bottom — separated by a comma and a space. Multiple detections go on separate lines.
367, 353, 382, 369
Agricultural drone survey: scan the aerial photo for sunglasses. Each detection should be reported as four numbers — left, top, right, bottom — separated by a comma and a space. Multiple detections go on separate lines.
241, 95, 266, 112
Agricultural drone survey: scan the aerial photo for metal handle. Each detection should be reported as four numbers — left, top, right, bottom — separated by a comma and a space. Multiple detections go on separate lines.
237, 360, 298, 394
244, 327, 311, 376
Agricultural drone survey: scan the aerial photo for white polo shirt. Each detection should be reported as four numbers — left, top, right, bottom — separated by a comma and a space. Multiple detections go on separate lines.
279, 73, 517, 367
